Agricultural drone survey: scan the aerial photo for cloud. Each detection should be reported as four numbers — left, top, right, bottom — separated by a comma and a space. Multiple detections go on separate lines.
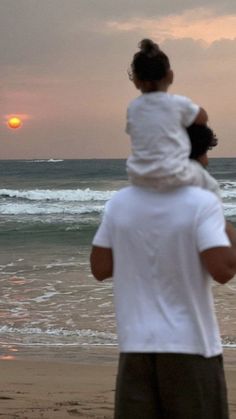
45, 0, 236, 21
108, 8, 236, 44
0, 1, 235, 77
0, 1, 236, 158
62, 0, 236, 21
0, 1, 73, 69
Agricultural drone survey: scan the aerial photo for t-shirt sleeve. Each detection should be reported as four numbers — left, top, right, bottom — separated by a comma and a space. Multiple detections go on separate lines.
92, 205, 113, 249
177, 95, 200, 127
196, 194, 230, 252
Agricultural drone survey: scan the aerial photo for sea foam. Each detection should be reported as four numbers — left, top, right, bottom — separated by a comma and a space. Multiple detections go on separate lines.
0, 188, 115, 202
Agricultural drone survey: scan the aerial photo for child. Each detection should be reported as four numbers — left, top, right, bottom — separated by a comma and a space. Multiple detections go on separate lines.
126, 39, 220, 196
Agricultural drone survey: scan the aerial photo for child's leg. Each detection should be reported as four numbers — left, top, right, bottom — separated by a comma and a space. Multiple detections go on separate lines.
129, 160, 221, 198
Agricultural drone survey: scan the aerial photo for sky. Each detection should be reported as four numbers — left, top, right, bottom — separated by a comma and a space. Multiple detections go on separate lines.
0, 0, 236, 159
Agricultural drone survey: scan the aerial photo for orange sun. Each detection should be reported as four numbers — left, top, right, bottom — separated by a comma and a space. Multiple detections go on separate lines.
8, 117, 22, 129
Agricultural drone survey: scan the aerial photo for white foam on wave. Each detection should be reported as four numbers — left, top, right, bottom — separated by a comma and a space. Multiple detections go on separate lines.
0, 188, 115, 202
223, 203, 236, 217
31, 291, 59, 303
0, 325, 117, 346
0, 325, 235, 348
223, 343, 236, 348
222, 190, 236, 200
46, 261, 78, 269
219, 180, 236, 198
0, 202, 104, 215
25, 159, 64, 163
219, 180, 236, 216
219, 180, 236, 188
0, 326, 115, 338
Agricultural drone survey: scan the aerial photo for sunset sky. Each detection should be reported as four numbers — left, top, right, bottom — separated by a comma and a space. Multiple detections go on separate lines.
1, 0, 236, 159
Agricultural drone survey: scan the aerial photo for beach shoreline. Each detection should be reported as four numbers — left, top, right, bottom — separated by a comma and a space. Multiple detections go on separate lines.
0, 348, 235, 419
0, 159, 235, 417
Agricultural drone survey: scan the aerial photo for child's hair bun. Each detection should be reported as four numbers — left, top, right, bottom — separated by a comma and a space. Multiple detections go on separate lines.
139, 39, 160, 57
131, 38, 170, 81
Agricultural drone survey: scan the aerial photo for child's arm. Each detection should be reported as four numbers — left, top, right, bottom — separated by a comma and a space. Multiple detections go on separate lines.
194, 107, 208, 125
177, 95, 208, 128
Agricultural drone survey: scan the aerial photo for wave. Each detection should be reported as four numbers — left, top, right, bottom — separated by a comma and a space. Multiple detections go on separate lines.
25, 159, 64, 163
0, 188, 116, 202
0, 326, 117, 346
0, 325, 115, 338
0, 203, 104, 215
0, 325, 235, 348
223, 201, 236, 218
219, 180, 236, 198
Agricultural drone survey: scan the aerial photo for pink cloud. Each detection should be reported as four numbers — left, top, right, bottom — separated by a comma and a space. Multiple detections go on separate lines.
108, 8, 236, 44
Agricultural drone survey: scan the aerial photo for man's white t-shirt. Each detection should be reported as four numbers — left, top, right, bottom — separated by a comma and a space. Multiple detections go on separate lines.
93, 186, 230, 357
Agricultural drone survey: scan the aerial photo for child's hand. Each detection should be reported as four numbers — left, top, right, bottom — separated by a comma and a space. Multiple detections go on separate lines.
194, 108, 208, 125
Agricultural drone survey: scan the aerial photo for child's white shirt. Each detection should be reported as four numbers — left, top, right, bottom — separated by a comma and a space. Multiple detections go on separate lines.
126, 92, 220, 197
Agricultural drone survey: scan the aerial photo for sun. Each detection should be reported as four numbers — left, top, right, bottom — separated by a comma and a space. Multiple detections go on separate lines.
8, 117, 22, 129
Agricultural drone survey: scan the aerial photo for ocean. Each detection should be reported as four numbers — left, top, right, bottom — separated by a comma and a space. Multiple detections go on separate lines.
0, 158, 236, 360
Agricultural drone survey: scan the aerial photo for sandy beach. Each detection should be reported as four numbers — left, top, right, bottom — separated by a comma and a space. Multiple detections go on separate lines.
0, 349, 235, 419
0, 358, 116, 419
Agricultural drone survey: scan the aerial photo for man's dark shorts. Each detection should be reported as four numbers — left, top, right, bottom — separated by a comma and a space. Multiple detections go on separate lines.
114, 352, 229, 419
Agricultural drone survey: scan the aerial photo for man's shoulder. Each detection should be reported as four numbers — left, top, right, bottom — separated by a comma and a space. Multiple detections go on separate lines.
109, 186, 135, 202
107, 185, 152, 207
180, 186, 221, 209
105, 186, 222, 229
179, 185, 218, 198
104, 186, 134, 217
108, 185, 220, 209
111, 185, 218, 200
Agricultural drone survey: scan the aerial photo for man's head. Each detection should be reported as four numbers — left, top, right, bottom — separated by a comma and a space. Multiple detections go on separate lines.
187, 124, 218, 167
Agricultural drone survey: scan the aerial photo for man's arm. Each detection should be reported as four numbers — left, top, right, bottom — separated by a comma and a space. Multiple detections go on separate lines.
201, 222, 236, 284
90, 245, 113, 281
201, 247, 236, 284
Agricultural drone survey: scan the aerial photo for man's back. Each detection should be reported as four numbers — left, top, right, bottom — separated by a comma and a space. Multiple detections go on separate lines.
91, 184, 233, 419
93, 185, 229, 356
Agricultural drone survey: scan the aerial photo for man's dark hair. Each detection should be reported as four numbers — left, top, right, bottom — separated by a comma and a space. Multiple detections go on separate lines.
187, 124, 218, 160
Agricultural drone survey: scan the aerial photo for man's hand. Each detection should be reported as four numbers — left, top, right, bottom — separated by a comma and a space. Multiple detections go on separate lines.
200, 222, 236, 284
201, 246, 236, 284
90, 246, 113, 281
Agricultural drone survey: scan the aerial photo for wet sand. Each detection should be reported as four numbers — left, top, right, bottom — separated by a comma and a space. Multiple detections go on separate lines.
0, 349, 235, 418
0, 359, 115, 418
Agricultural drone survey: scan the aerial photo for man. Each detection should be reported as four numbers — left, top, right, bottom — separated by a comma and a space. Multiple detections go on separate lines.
187, 123, 218, 162
90, 126, 236, 419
